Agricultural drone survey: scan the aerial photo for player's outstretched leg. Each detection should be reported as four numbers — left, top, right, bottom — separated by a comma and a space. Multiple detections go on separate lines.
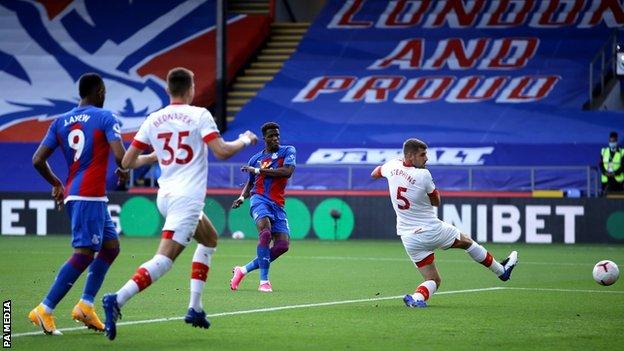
185, 244, 214, 329
74, 246, 119, 331
29, 253, 94, 335
465, 241, 518, 280
498, 251, 518, 281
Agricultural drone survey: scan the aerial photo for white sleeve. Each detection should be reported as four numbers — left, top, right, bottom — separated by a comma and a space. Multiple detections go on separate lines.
133, 118, 151, 146
199, 109, 220, 142
380, 161, 391, 178
424, 169, 436, 194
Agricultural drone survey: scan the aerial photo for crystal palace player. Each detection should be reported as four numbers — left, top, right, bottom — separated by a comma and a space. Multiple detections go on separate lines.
372, 138, 518, 308
230, 122, 296, 293
102, 67, 257, 340
29, 73, 147, 335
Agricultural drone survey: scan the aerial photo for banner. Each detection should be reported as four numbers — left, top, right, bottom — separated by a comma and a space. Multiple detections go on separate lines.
0, 0, 269, 141
1, 192, 623, 244
227, 0, 624, 167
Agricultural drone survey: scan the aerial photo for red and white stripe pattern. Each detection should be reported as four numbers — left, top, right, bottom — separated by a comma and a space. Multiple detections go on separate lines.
189, 245, 215, 312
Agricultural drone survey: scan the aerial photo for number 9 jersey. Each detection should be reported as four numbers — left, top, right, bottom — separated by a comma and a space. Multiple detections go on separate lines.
42, 105, 122, 202
131, 104, 220, 201
380, 159, 442, 235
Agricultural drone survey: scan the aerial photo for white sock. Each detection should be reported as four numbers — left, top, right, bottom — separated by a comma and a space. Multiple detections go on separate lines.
240, 266, 248, 274
79, 299, 93, 307
116, 254, 173, 307
189, 245, 215, 312
412, 280, 437, 301
260, 280, 270, 285
41, 303, 53, 314
466, 242, 504, 276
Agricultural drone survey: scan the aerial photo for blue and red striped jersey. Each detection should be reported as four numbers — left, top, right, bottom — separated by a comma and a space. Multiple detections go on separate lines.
248, 145, 296, 207
41, 105, 121, 201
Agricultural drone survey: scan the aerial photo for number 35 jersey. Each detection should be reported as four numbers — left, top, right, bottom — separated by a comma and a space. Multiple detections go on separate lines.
381, 159, 442, 235
132, 104, 220, 200
42, 105, 121, 202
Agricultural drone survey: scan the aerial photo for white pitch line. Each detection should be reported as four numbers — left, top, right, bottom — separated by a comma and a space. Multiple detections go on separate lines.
13, 287, 502, 338
503, 287, 624, 294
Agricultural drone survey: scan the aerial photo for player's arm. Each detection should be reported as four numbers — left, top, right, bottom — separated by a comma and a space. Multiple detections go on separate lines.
232, 178, 253, 209
207, 131, 258, 160
428, 189, 441, 207
32, 144, 64, 209
242, 164, 294, 178
371, 165, 383, 179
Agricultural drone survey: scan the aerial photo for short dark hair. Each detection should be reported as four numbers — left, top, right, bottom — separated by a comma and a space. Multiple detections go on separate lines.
78, 73, 104, 98
610, 131, 618, 139
403, 138, 428, 156
167, 67, 194, 97
261, 122, 280, 136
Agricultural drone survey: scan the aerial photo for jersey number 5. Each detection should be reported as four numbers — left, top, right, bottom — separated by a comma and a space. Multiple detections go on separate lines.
157, 131, 194, 165
396, 186, 410, 210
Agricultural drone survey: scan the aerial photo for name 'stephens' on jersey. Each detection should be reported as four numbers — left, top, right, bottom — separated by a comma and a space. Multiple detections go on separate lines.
389, 168, 417, 185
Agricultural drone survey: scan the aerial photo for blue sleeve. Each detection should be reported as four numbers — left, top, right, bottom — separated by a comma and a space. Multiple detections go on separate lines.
103, 111, 122, 142
41, 119, 59, 149
284, 146, 296, 166
247, 155, 256, 183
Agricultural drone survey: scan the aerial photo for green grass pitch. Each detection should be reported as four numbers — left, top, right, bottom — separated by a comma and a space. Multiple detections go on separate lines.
1, 236, 623, 350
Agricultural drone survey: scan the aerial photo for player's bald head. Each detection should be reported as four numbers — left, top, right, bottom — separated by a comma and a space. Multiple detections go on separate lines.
167, 67, 194, 97
403, 138, 427, 156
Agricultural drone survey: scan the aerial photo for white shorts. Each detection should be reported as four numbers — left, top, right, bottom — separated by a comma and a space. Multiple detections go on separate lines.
156, 193, 204, 246
400, 222, 461, 266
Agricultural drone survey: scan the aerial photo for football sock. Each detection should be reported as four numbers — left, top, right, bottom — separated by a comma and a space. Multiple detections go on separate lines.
189, 244, 215, 312
257, 228, 271, 281
466, 242, 504, 276
42, 253, 93, 310
411, 280, 437, 301
116, 254, 172, 307
243, 239, 289, 275
82, 246, 119, 304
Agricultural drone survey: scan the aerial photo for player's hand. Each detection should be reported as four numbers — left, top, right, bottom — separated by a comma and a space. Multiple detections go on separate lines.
242, 130, 258, 145
232, 197, 244, 209
241, 165, 259, 174
115, 167, 130, 185
51, 184, 64, 210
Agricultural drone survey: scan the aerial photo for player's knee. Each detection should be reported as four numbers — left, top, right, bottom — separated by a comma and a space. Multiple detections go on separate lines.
97, 246, 120, 265
274, 239, 289, 256
258, 228, 271, 246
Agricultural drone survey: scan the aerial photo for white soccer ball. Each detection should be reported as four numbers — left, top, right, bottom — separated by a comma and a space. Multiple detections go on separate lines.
231, 230, 245, 239
592, 260, 619, 286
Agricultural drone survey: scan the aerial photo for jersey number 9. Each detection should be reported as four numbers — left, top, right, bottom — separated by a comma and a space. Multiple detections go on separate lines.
68, 129, 85, 162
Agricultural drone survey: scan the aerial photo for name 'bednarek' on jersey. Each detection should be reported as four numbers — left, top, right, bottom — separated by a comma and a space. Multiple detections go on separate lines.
131, 103, 219, 200
381, 159, 442, 235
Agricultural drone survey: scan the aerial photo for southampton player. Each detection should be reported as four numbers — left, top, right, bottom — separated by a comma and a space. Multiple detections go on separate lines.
102, 67, 257, 340
230, 122, 295, 293
29, 73, 145, 335
372, 138, 518, 308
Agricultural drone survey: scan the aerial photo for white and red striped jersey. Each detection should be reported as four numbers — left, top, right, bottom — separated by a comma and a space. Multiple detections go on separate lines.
132, 103, 219, 200
381, 159, 442, 235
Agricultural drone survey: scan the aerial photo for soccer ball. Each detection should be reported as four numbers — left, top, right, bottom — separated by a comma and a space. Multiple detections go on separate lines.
231, 230, 245, 240
592, 260, 619, 286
